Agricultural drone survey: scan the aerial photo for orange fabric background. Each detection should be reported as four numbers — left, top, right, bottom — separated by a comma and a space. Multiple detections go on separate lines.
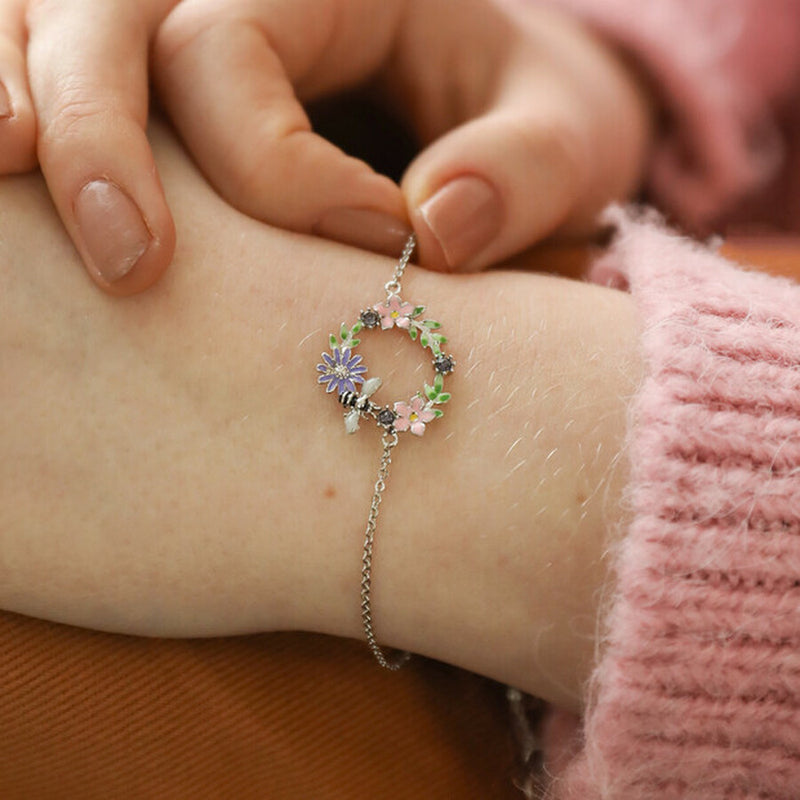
2, 240, 795, 799
0, 613, 523, 799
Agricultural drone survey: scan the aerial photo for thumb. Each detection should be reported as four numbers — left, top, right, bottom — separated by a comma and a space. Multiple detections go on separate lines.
402, 105, 592, 272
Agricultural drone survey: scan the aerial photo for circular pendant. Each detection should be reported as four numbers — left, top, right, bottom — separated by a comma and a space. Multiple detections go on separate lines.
317, 294, 455, 436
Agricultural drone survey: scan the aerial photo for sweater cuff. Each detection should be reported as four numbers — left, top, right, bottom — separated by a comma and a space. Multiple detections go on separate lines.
546, 208, 800, 798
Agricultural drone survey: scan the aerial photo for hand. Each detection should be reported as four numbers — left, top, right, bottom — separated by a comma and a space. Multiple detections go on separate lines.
0, 0, 181, 294
0, 120, 642, 711
0, 0, 651, 295
152, 0, 653, 271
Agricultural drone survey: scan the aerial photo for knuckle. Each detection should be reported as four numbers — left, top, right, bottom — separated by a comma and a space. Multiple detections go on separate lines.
154, 0, 256, 71
215, 127, 316, 227
516, 115, 590, 195
152, 6, 204, 68
217, 134, 285, 212
38, 94, 114, 155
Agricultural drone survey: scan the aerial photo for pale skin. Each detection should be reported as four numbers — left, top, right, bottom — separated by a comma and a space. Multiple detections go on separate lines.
0, 0, 651, 292
0, 122, 643, 713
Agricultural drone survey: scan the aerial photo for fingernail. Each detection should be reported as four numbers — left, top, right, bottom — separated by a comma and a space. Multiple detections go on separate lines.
313, 207, 412, 258
418, 175, 502, 269
74, 180, 151, 283
0, 82, 12, 119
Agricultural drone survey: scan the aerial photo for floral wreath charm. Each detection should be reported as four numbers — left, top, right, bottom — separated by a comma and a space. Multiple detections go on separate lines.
316, 287, 455, 438
314, 234, 454, 673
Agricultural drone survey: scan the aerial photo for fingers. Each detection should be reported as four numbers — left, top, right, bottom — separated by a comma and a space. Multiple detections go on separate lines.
153, 0, 411, 258
403, 101, 593, 272
25, 0, 177, 295
398, 2, 652, 272
0, 0, 36, 172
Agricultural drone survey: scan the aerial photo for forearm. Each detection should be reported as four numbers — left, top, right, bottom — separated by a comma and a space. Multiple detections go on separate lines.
0, 123, 642, 711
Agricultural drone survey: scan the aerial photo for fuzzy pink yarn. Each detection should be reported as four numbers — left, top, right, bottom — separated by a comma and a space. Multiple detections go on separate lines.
542, 208, 800, 798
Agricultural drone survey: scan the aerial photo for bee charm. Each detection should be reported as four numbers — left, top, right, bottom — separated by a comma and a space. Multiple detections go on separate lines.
313, 233, 458, 671
316, 230, 454, 439
339, 377, 383, 434
317, 292, 453, 438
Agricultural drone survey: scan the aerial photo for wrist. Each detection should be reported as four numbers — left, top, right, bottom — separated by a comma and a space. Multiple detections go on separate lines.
291, 254, 642, 710
0, 123, 642, 712
360, 268, 642, 709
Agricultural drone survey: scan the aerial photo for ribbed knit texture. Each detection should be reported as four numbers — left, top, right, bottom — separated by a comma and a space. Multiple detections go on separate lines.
543, 208, 800, 798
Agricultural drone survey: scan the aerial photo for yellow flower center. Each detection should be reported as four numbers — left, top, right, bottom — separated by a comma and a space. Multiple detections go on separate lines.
410, 412, 419, 422
391, 310, 399, 318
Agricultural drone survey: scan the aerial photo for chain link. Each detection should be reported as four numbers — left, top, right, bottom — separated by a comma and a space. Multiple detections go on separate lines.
357, 233, 417, 670
360, 429, 411, 670
383, 233, 416, 297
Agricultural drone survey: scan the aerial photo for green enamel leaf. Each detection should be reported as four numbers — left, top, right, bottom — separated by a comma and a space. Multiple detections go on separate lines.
432, 408, 444, 418
420, 333, 429, 348
351, 321, 363, 335
409, 327, 418, 340
434, 373, 444, 393
412, 305, 426, 317
437, 392, 451, 404
340, 322, 349, 340
422, 320, 442, 329
424, 383, 437, 401
350, 338, 360, 347
329, 333, 337, 348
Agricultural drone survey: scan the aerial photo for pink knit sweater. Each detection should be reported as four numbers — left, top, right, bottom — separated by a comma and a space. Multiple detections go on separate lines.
539, 210, 800, 798
501, 3, 800, 795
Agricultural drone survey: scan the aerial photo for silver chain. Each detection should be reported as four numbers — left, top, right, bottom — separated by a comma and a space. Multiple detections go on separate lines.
357, 233, 417, 670
383, 233, 416, 297
360, 429, 411, 670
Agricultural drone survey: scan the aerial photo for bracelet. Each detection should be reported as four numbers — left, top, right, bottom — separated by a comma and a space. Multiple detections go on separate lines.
316, 234, 456, 669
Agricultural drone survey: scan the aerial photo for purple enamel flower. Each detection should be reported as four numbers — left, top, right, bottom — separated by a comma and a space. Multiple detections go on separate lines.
317, 347, 367, 394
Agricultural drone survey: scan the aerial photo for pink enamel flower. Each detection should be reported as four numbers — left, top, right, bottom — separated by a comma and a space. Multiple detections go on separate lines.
394, 396, 436, 436
375, 295, 414, 330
